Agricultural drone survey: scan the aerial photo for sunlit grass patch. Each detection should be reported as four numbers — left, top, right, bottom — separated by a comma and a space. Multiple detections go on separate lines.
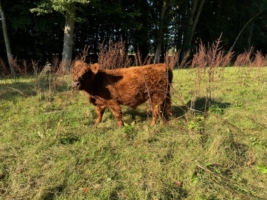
1, 67, 267, 199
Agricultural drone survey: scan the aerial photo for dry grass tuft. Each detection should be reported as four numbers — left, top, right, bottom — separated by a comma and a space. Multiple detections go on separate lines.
31, 59, 39, 76
79, 45, 90, 62
11, 57, 29, 75
133, 49, 154, 66
234, 47, 253, 66
0, 58, 9, 77
164, 51, 179, 69
98, 41, 132, 69
251, 50, 267, 67
189, 36, 234, 122
192, 36, 233, 69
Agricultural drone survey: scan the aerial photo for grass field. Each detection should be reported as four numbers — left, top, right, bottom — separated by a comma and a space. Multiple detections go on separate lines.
0, 66, 267, 200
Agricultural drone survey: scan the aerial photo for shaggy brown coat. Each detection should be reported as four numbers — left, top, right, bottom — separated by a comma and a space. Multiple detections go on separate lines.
72, 60, 173, 126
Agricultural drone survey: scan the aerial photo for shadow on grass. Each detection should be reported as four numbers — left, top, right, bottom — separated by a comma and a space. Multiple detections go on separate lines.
0, 75, 70, 101
59, 135, 80, 145
170, 97, 231, 120
160, 185, 188, 200
0, 80, 35, 100
40, 184, 66, 200
74, 96, 232, 131
172, 105, 188, 118
115, 97, 231, 126
186, 97, 231, 115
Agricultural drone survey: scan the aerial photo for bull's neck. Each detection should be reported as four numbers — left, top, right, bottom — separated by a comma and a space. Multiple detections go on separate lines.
83, 73, 100, 95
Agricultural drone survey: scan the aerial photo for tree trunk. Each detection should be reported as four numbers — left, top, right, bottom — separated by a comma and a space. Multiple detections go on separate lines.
62, 4, 76, 72
247, 20, 254, 51
0, 0, 15, 75
189, 0, 205, 44
182, 0, 205, 57
154, 0, 168, 63
229, 11, 262, 53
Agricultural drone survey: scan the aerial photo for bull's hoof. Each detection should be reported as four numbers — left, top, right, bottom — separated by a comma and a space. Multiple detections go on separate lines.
117, 121, 124, 127
150, 119, 156, 125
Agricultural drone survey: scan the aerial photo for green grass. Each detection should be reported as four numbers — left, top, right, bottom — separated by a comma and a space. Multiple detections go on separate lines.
0, 67, 267, 199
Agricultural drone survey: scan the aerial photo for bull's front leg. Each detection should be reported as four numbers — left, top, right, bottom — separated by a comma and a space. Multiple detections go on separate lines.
95, 105, 106, 125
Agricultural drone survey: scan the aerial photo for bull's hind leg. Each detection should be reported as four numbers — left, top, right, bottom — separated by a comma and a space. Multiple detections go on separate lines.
163, 93, 173, 118
95, 105, 106, 125
150, 94, 162, 125
151, 94, 172, 125
150, 102, 161, 125
109, 102, 124, 127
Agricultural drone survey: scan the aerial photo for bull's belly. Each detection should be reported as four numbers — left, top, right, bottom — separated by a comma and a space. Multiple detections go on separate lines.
119, 95, 148, 109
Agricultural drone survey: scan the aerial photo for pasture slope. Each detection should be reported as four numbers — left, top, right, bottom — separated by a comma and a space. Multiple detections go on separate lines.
0, 66, 267, 200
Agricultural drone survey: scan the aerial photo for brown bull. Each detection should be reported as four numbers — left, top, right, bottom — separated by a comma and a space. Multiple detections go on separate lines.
72, 60, 173, 126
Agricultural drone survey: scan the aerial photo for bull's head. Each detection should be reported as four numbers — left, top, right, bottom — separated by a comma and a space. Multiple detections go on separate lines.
72, 60, 99, 90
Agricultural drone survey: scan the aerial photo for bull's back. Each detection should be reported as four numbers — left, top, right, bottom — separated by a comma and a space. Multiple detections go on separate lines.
102, 64, 172, 108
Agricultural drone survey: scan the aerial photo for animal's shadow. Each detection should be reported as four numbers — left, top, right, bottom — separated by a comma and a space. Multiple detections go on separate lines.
121, 97, 231, 124
172, 97, 231, 118
122, 107, 149, 124
100, 97, 231, 125
0, 75, 70, 101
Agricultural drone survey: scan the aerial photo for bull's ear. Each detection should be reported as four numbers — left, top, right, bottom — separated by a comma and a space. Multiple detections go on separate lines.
90, 63, 99, 74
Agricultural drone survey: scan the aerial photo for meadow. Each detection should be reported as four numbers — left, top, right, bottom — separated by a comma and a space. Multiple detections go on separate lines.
0, 62, 267, 199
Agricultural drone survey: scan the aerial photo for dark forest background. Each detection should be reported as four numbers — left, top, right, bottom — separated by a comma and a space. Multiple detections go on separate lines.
0, 0, 267, 66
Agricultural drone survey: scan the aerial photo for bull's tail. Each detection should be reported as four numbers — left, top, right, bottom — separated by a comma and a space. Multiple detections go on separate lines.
162, 65, 173, 119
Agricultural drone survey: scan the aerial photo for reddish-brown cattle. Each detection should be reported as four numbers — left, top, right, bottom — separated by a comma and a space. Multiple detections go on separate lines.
72, 60, 173, 126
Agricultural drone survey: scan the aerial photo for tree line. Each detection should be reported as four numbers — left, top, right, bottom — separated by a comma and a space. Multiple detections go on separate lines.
0, 0, 267, 73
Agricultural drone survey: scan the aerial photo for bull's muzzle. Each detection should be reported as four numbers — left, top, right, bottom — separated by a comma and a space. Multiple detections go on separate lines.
72, 81, 81, 89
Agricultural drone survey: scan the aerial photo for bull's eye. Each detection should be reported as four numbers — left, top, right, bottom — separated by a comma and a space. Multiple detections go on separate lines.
75, 72, 90, 87
78, 77, 84, 84
82, 73, 90, 79
79, 73, 90, 83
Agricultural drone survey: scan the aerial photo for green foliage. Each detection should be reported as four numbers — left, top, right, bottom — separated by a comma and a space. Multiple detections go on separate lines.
208, 104, 224, 115
30, 2, 53, 15
9, 4, 32, 31
30, 0, 90, 16
2, 0, 267, 60
257, 164, 267, 174
186, 114, 205, 133
0, 67, 267, 199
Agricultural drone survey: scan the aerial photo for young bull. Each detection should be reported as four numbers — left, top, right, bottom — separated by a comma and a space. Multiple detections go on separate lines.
72, 60, 173, 127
